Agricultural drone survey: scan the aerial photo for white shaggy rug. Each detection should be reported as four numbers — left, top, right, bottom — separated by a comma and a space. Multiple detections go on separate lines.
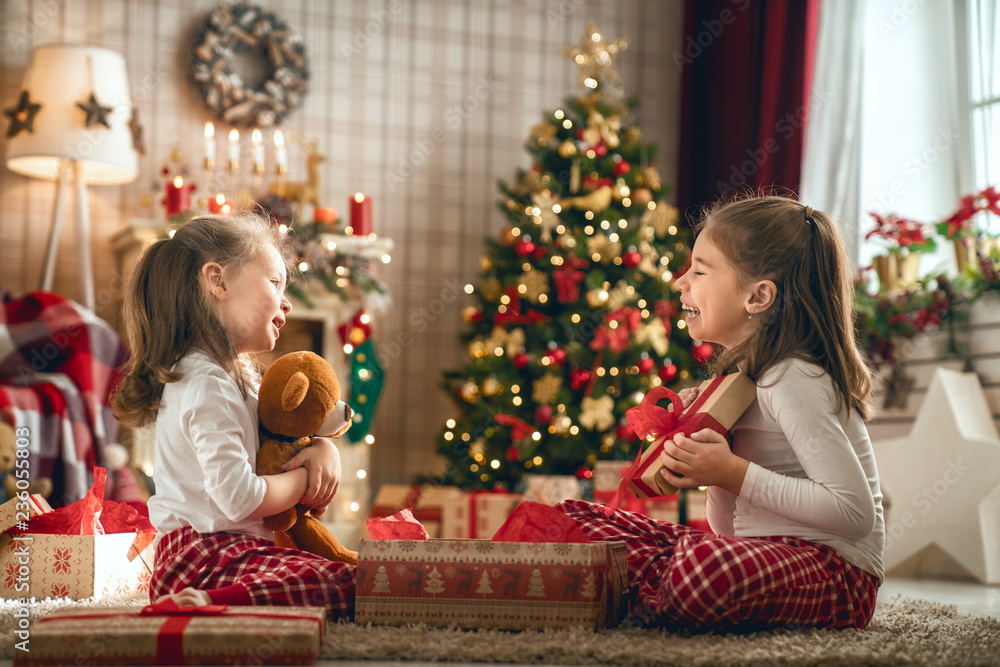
2, 593, 998, 666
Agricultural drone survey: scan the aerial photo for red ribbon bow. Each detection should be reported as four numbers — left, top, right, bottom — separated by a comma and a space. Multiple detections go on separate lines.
601, 381, 728, 517
495, 413, 535, 441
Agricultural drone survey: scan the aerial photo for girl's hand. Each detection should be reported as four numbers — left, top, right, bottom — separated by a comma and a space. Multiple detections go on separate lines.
677, 386, 699, 410
281, 437, 342, 510
657, 428, 749, 495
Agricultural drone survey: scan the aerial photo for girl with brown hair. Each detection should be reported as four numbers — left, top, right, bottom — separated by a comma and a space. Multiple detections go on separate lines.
113, 214, 354, 616
560, 195, 884, 632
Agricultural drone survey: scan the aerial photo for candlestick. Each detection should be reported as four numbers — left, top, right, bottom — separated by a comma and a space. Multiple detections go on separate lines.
228, 128, 240, 172
349, 192, 373, 236
252, 128, 264, 174
274, 129, 288, 176
204, 122, 216, 171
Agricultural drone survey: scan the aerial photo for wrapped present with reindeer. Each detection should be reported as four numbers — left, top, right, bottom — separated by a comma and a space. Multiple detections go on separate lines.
357, 503, 628, 630
604, 373, 757, 511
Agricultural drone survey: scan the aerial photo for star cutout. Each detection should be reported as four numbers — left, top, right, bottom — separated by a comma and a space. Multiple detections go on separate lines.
76, 92, 113, 129
129, 108, 146, 155
872, 368, 1000, 583
4, 90, 42, 138
561, 21, 628, 85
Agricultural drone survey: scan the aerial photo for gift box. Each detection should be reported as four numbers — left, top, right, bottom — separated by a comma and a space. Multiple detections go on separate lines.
0, 469, 155, 600
441, 490, 522, 539
627, 373, 757, 498
14, 602, 326, 666
356, 537, 628, 630
368, 484, 466, 538
520, 474, 583, 505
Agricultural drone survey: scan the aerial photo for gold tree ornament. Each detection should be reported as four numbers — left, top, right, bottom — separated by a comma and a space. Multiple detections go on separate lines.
480, 277, 502, 301
581, 110, 621, 149
518, 268, 549, 303
529, 191, 560, 242
561, 21, 629, 86
531, 121, 557, 145
641, 203, 679, 238
558, 139, 577, 158
561, 184, 613, 214
622, 126, 643, 150
579, 395, 615, 431
532, 373, 563, 404
460, 380, 481, 403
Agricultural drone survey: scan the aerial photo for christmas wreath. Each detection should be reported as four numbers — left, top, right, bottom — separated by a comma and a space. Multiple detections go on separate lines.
188, 3, 309, 128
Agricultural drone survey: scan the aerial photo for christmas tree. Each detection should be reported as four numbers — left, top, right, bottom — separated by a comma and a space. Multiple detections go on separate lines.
437, 22, 704, 491
423, 567, 446, 597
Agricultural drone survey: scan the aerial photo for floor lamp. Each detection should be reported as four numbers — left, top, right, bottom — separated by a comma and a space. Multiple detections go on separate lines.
5, 44, 138, 312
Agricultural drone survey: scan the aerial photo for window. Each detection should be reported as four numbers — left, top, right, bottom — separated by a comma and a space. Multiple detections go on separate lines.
967, 0, 999, 231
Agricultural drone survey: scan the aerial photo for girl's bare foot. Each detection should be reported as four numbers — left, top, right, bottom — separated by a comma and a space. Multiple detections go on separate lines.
156, 587, 212, 606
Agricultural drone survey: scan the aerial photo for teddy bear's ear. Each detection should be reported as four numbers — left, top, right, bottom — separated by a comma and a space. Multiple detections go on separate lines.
281, 371, 310, 412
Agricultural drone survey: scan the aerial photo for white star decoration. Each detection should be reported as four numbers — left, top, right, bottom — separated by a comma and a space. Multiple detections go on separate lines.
872, 369, 1000, 583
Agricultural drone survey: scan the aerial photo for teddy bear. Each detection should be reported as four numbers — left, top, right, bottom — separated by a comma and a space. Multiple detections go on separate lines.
0, 418, 53, 503
256, 351, 358, 564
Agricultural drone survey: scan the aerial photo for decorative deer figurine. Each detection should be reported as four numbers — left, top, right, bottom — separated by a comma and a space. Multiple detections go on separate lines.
270, 134, 325, 213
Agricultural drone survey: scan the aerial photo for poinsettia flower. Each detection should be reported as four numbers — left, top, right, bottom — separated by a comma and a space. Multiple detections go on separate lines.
980, 186, 1000, 216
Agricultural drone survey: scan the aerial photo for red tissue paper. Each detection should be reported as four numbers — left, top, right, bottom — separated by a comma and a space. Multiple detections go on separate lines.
26, 467, 157, 556
491, 501, 592, 543
365, 507, 430, 540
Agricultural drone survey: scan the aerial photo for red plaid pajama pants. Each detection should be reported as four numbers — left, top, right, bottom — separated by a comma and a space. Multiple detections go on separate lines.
557, 500, 879, 632
150, 527, 355, 620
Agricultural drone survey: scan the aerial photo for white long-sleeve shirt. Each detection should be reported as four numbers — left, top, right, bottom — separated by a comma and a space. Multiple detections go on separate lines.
708, 358, 885, 581
148, 350, 271, 544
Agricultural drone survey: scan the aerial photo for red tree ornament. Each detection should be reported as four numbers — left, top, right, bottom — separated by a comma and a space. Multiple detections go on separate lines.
616, 422, 636, 442
659, 363, 678, 382
623, 249, 642, 268
534, 404, 553, 425
613, 160, 630, 176
570, 368, 592, 390
637, 356, 655, 373
506, 445, 521, 461
692, 342, 714, 363
575, 465, 593, 479
516, 239, 537, 256
513, 353, 531, 368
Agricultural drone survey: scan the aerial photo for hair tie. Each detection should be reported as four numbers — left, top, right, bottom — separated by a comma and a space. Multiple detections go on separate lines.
804, 206, 814, 225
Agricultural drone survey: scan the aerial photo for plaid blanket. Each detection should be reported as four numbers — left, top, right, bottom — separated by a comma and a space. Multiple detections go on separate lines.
0, 289, 129, 507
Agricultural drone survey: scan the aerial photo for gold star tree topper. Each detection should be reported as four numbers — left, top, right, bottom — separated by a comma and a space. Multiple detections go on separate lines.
561, 21, 628, 86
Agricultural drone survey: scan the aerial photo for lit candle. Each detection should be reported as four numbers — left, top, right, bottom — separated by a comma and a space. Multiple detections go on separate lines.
207, 192, 234, 215
228, 128, 240, 172
163, 175, 192, 218
274, 130, 287, 175
204, 122, 216, 170
349, 192, 373, 236
252, 128, 264, 174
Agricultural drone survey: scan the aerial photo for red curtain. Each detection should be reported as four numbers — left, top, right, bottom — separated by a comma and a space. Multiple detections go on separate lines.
675, 0, 820, 222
